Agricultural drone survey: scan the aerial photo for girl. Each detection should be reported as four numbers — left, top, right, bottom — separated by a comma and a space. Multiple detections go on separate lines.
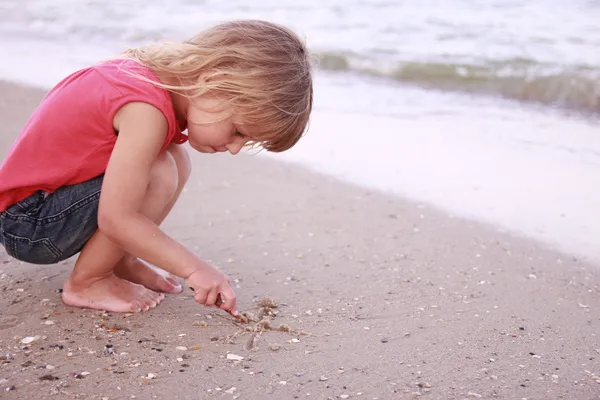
0, 20, 313, 316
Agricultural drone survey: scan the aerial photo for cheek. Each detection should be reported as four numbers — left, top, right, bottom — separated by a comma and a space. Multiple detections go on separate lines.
187, 124, 207, 141
186, 121, 230, 146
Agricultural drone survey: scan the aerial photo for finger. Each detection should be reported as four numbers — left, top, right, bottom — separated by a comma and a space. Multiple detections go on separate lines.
193, 289, 209, 305
219, 287, 238, 316
215, 293, 224, 307
205, 288, 219, 307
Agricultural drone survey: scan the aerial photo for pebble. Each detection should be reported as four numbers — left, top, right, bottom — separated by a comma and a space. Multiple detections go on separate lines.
146, 373, 156, 379
105, 344, 115, 355
225, 387, 237, 394
44, 321, 55, 325
227, 354, 244, 361
21, 336, 41, 344
340, 395, 350, 399
268, 343, 281, 352
319, 376, 328, 381
39, 374, 55, 382
176, 346, 188, 351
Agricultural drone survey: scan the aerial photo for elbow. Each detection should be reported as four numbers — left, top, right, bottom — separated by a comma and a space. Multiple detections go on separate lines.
97, 208, 124, 243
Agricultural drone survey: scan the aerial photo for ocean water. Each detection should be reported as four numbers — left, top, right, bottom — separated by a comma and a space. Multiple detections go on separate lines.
0, 0, 599, 263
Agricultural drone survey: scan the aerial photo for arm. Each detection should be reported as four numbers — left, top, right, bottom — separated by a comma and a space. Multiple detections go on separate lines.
99, 102, 237, 314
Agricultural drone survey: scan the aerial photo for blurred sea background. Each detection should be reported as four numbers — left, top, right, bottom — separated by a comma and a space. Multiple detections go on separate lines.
0, 0, 599, 262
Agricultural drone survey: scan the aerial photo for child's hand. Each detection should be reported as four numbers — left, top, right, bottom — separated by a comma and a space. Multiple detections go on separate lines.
185, 264, 238, 316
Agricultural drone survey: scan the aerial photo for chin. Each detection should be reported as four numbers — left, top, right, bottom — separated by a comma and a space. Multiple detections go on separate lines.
190, 142, 214, 153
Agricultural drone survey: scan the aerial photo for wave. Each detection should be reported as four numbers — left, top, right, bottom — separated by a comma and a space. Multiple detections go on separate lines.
315, 52, 600, 114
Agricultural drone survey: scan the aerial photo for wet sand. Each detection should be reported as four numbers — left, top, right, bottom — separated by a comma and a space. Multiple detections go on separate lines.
1, 80, 599, 399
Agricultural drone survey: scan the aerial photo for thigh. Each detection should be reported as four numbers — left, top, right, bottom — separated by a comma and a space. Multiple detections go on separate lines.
0, 175, 104, 264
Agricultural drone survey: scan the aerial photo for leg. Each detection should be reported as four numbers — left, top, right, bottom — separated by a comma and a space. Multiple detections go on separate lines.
114, 144, 192, 293
62, 147, 187, 312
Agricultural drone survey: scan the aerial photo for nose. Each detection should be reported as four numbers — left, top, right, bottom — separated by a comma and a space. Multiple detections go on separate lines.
226, 141, 245, 155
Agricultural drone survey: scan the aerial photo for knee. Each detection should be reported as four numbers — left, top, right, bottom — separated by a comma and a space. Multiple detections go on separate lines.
167, 144, 192, 187
148, 150, 179, 199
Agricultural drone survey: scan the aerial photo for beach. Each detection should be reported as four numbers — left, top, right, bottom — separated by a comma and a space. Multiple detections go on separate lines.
0, 81, 599, 399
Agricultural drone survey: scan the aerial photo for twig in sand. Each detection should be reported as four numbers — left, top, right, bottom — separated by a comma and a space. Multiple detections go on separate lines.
222, 296, 310, 349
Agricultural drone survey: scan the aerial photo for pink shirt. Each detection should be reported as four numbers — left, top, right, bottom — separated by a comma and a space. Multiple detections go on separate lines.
0, 59, 188, 212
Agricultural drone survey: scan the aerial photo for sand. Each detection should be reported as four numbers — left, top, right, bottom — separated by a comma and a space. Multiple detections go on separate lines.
0, 80, 599, 399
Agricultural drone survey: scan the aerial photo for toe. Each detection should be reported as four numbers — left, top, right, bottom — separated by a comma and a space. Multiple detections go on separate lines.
136, 298, 151, 312
130, 304, 142, 313
141, 291, 159, 310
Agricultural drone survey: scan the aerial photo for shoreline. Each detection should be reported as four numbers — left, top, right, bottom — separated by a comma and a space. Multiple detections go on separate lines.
1, 77, 599, 268
1, 80, 599, 399
2, 73, 599, 266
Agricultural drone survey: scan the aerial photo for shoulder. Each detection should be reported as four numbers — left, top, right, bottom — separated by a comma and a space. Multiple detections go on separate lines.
39, 59, 167, 113
92, 59, 166, 97
90, 58, 184, 145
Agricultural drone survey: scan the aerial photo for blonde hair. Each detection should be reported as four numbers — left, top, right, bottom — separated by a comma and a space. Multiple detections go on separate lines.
121, 19, 314, 152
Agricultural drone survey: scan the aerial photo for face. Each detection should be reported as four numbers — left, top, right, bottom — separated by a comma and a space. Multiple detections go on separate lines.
184, 96, 251, 155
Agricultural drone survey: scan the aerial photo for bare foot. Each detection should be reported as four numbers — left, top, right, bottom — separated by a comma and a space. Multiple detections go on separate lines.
62, 274, 165, 313
115, 257, 183, 294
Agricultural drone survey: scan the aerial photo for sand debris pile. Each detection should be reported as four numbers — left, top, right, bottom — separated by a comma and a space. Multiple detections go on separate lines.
225, 296, 310, 350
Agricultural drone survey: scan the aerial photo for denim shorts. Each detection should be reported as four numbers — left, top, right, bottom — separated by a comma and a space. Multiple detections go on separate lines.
0, 174, 104, 264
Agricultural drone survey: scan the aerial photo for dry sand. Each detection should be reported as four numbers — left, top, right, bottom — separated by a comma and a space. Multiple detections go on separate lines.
0, 80, 599, 399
